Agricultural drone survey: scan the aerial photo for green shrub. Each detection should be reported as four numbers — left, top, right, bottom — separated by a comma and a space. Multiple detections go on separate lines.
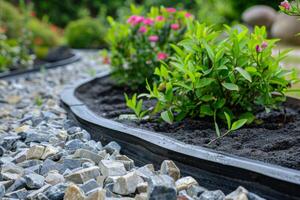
107, 6, 193, 89
0, 0, 23, 38
127, 23, 298, 140
27, 18, 61, 48
65, 17, 106, 49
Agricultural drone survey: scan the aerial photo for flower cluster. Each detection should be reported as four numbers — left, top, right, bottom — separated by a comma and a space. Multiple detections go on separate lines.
106, 6, 193, 88
255, 41, 268, 53
279, 0, 300, 16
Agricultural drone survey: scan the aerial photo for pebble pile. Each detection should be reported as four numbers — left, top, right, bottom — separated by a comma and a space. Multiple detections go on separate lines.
0, 51, 265, 199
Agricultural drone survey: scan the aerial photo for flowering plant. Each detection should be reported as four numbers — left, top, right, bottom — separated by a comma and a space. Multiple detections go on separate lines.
279, 0, 300, 16
126, 23, 298, 142
106, 6, 193, 88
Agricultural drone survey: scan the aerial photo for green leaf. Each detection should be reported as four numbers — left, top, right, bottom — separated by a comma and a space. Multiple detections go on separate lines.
231, 119, 247, 131
239, 112, 255, 124
200, 104, 214, 116
200, 95, 215, 102
214, 122, 221, 137
221, 83, 239, 91
161, 110, 174, 124
195, 78, 214, 88
236, 67, 252, 82
224, 112, 231, 130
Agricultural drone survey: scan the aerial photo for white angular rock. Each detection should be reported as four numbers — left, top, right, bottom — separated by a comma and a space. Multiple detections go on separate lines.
175, 176, 198, 191
27, 145, 45, 160
45, 170, 65, 185
113, 171, 143, 195
65, 166, 101, 184
160, 160, 180, 181
225, 186, 248, 200
99, 160, 126, 177
41, 145, 59, 160
64, 183, 85, 200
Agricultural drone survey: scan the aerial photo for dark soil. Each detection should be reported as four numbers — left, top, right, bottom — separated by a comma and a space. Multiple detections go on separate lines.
76, 76, 300, 170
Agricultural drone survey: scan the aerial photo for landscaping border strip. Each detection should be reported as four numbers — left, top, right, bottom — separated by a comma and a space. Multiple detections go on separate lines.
60, 71, 300, 200
0, 53, 81, 80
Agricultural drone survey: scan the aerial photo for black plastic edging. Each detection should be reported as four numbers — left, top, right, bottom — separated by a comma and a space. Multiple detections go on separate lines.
0, 53, 81, 80
60, 71, 300, 200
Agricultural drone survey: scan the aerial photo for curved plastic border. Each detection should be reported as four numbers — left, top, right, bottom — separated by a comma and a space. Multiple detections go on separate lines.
0, 53, 81, 80
60, 71, 300, 200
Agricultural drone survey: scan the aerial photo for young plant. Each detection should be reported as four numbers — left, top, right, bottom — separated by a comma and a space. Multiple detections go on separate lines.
125, 93, 149, 119
128, 22, 297, 142
106, 6, 193, 89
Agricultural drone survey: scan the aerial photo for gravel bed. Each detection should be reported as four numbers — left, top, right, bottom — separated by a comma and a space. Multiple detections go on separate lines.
0, 50, 265, 200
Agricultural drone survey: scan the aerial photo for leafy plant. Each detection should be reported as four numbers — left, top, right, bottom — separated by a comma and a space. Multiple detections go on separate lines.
106, 6, 192, 89
65, 17, 106, 49
128, 22, 298, 142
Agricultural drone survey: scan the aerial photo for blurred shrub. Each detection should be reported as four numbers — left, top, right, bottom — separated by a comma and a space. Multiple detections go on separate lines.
0, 0, 23, 38
27, 19, 61, 48
65, 18, 106, 49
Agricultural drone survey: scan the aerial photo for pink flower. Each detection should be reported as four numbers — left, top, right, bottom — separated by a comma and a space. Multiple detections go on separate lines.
156, 16, 165, 21
157, 52, 168, 60
256, 45, 262, 53
138, 26, 147, 33
143, 18, 154, 26
261, 41, 268, 49
166, 7, 177, 13
171, 23, 180, 30
127, 15, 144, 26
149, 35, 159, 42
185, 12, 192, 18
280, 0, 291, 10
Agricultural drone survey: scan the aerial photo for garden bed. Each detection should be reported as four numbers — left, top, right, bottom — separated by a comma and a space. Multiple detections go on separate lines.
0, 46, 80, 79
61, 71, 300, 200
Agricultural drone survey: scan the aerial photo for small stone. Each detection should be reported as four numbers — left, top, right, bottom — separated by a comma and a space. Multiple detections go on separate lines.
0, 184, 5, 199
96, 176, 106, 188
17, 160, 42, 168
178, 190, 194, 200
62, 158, 82, 170
26, 184, 51, 200
14, 125, 30, 133
44, 183, 68, 200
37, 193, 50, 200
199, 190, 225, 200
186, 185, 207, 198
136, 164, 155, 181
226, 186, 248, 200
40, 159, 64, 175
136, 182, 148, 193
85, 188, 106, 200
148, 175, 176, 200
65, 139, 85, 152
160, 160, 180, 181
113, 171, 143, 195
27, 145, 45, 160
6, 95, 21, 104
103, 141, 121, 154
1, 163, 24, 180
99, 160, 126, 177
5, 188, 28, 199
175, 176, 198, 191
135, 193, 148, 200
5, 178, 26, 193
80, 179, 99, 194
45, 170, 65, 185
41, 145, 59, 160
24, 173, 45, 189
12, 149, 27, 164
115, 155, 134, 171
2, 136, 20, 151
65, 166, 100, 184
74, 149, 103, 164
64, 183, 85, 200
0, 146, 5, 156
25, 132, 50, 143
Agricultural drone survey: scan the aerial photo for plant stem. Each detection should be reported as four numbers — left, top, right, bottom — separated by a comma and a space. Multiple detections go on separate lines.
208, 130, 231, 145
